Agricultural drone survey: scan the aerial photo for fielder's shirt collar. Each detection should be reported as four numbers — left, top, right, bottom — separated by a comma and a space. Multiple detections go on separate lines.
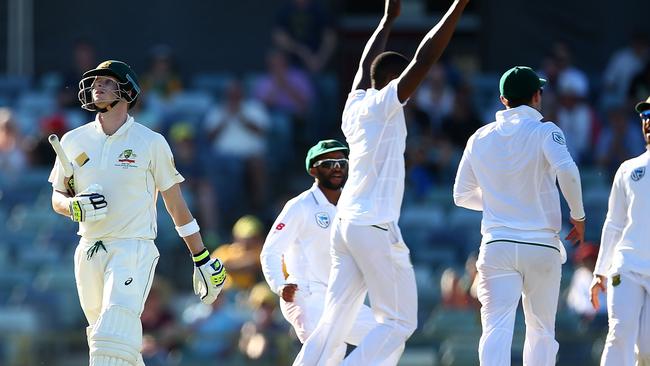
495, 105, 543, 124
310, 182, 332, 206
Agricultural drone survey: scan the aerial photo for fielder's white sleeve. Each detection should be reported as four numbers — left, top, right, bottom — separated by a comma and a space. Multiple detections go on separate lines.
541, 124, 574, 170
555, 161, 586, 220
260, 200, 304, 294
594, 167, 628, 276
151, 133, 185, 192
453, 148, 483, 211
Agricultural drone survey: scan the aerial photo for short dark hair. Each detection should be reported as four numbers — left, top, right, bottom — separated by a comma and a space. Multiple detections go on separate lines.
505, 96, 533, 108
505, 89, 540, 108
370, 51, 409, 89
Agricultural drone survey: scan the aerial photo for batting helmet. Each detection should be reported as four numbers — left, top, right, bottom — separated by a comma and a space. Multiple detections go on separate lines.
78, 60, 141, 112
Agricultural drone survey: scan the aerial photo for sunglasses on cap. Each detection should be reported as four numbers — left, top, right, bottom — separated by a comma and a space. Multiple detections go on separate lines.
313, 158, 349, 169
640, 110, 650, 120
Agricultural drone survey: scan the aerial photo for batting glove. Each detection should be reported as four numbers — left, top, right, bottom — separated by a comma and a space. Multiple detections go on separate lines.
192, 248, 227, 304
68, 184, 108, 222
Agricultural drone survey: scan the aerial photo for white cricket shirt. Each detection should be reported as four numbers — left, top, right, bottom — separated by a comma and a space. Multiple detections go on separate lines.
454, 105, 576, 249
337, 79, 407, 225
260, 183, 337, 294
594, 147, 650, 277
49, 115, 184, 240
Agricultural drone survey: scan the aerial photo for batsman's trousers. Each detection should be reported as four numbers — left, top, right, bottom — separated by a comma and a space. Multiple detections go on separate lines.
74, 238, 160, 356
476, 240, 562, 366
293, 219, 416, 366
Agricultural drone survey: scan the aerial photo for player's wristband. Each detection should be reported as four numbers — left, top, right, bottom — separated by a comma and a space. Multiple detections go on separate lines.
176, 219, 200, 237
192, 248, 210, 267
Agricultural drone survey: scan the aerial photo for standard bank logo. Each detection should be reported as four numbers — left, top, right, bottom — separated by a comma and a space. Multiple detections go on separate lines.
315, 212, 330, 228
631, 167, 645, 182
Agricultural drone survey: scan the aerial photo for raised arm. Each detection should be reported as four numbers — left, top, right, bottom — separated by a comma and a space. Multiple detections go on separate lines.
350, 0, 401, 92
396, 0, 469, 102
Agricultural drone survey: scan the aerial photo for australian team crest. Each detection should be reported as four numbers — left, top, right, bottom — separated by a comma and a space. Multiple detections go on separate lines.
631, 167, 645, 181
115, 149, 138, 168
315, 212, 330, 228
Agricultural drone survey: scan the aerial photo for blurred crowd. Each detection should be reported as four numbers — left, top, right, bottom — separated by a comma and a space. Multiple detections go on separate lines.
0, 0, 648, 365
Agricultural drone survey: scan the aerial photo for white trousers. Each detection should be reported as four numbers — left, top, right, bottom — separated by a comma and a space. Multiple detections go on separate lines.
476, 241, 561, 366
281, 284, 402, 365
600, 271, 650, 366
293, 219, 417, 366
75, 238, 160, 363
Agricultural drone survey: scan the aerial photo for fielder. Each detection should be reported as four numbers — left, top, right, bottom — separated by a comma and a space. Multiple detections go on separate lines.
453, 66, 586, 365
590, 96, 650, 365
49, 60, 226, 366
260, 140, 402, 365
293, 0, 469, 365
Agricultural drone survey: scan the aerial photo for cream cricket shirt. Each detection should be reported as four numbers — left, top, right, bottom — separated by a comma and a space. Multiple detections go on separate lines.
594, 147, 650, 277
49, 115, 184, 240
337, 79, 407, 225
260, 183, 337, 294
454, 106, 575, 249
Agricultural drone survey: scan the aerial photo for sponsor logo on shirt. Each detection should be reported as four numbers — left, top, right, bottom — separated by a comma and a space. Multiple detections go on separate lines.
631, 167, 645, 181
551, 131, 566, 145
116, 149, 138, 169
315, 212, 330, 228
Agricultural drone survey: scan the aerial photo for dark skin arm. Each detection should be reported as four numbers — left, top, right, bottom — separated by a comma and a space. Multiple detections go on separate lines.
396, 0, 469, 103
350, 0, 401, 92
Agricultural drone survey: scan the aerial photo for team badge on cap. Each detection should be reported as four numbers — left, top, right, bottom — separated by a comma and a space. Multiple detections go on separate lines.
315, 212, 330, 228
631, 167, 645, 181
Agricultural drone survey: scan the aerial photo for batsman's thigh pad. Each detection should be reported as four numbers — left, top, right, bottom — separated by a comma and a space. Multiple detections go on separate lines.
89, 305, 141, 365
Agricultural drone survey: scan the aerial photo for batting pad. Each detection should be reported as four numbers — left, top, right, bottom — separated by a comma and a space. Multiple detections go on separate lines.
89, 305, 142, 366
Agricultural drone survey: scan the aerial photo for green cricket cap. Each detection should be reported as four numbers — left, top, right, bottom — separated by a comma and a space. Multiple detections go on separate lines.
305, 139, 348, 173
499, 66, 546, 100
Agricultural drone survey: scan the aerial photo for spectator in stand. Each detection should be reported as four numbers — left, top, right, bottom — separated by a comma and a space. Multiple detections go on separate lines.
60, 39, 97, 110
169, 122, 220, 244
141, 44, 184, 101
556, 70, 598, 164
440, 83, 483, 150
440, 267, 475, 309
415, 64, 455, 128
254, 49, 314, 150
596, 105, 646, 179
566, 242, 607, 329
141, 278, 182, 355
629, 61, 650, 104
602, 34, 648, 109
205, 78, 270, 211
211, 215, 266, 291
23, 112, 68, 168
141, 334, 169, 366
0, 108, 27, 173
272, 0, 337, 74
239, 282, 294, 364
551, 41, 590, 97
184, 290, 248, 360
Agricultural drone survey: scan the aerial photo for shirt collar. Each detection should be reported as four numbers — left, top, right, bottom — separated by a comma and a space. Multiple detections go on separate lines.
309, 182, 332, 206
93, 114, 135, 136
495, 105, 543, 123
